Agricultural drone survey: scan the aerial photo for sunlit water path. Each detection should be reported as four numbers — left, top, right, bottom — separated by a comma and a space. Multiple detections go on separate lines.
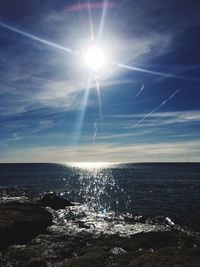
0, 162, 200, 233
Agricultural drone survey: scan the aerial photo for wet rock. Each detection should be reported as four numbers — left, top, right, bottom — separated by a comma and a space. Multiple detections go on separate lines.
38, 194, 74, 210
109, 247, 127, 255
0, 202, 52, 250
118, 231, 184, 251
1, 201, 200, 267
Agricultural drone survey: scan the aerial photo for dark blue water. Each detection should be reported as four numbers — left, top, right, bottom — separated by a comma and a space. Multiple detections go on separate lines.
0, 163, 200, 231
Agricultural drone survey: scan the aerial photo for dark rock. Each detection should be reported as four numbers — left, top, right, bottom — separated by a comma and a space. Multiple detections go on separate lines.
59, 252, 106, 267
26, 259, 48, 267
78, 221, 90, 229
128, 247, 200, 267
1, 229, 200, 266
38, 193, 74, 210
0, 202, 52, 250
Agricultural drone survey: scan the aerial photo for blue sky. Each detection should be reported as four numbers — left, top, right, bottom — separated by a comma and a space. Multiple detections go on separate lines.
0, 0, 200, 162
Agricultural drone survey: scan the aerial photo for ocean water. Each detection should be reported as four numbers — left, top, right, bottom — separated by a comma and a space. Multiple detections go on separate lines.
0, 163, 200, 232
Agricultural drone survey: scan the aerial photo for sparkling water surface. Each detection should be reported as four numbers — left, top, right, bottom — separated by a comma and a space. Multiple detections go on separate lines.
0, 163, 200, 232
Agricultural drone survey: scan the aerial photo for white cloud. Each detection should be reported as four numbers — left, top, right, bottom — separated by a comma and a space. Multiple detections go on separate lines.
1, 140, 200, 163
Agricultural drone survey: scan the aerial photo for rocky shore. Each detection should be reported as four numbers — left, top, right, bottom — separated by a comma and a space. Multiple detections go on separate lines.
0, 194, 200, 267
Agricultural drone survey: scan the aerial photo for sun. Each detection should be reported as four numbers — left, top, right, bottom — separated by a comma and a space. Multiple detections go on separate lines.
84, 45, 106, 71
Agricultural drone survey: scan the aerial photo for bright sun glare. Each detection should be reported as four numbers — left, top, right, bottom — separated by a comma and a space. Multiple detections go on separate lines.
84, 45, 106, 71
68, 162, 112, 169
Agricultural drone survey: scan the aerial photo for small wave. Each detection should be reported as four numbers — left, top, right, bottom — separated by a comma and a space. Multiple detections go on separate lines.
49, 204, 171, 237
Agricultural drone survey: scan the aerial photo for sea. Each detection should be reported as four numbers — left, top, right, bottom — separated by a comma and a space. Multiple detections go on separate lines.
0, 162, 200, 234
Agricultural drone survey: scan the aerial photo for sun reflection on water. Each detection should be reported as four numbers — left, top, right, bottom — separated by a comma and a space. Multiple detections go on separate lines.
61, 162, 130, 216
52, 165, 171, 236
67, 162, 114, 169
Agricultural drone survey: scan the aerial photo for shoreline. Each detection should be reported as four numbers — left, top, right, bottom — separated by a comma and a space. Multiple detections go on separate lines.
0, 194, 200, 266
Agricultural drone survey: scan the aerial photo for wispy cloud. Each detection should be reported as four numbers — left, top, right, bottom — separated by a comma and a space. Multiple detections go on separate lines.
1, 140, 200, 163
98, 129, 156, 140
101, 110, 200, 140
107, 110, 200, 125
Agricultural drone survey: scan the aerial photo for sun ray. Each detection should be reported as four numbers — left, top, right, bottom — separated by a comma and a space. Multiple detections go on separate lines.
113, 62, 200, 82
95, 74, 103, 122
87, 0, 95, 41
98, 0, 108, 38
74, 76, 93, 145
0, 21, 78, 54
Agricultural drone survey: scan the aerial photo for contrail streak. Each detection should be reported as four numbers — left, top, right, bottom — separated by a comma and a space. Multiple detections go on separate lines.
93, 121, 98, 143
114, 62, 200, 82
0, 22, 78, 54
131, 89, 181, 129
135, 84, 144, 97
